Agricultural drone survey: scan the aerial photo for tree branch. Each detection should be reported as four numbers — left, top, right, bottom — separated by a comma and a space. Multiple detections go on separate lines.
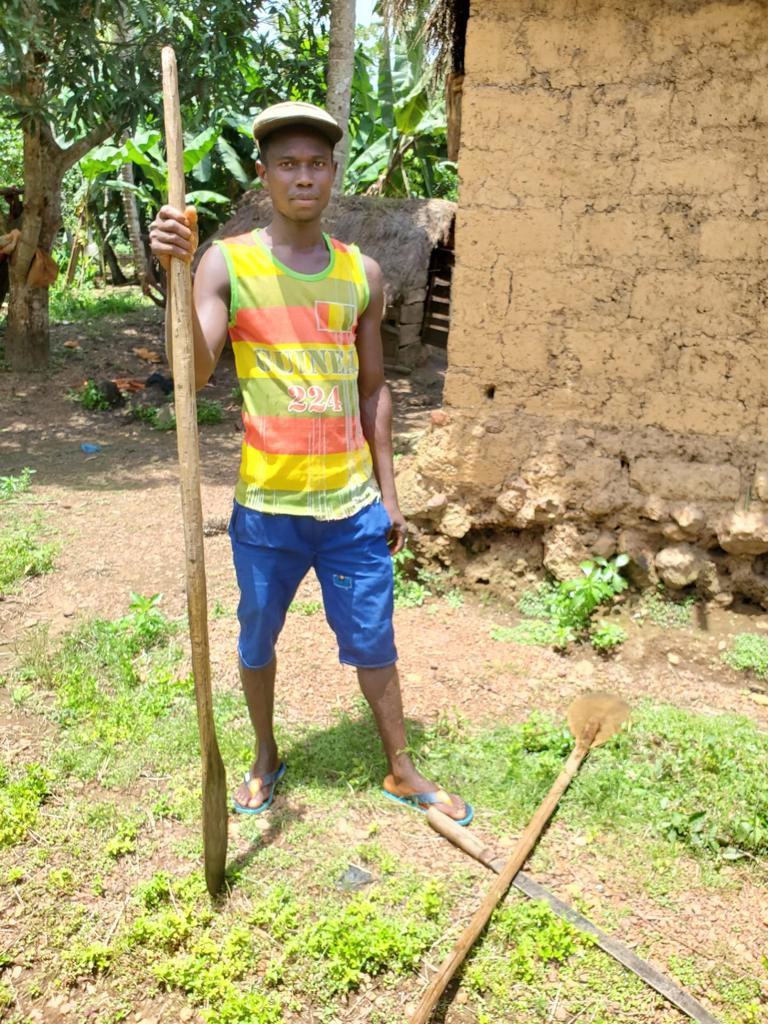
60, 121, 118, 172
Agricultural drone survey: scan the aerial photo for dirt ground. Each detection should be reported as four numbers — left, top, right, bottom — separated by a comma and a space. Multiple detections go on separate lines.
1, 305, 767, 1023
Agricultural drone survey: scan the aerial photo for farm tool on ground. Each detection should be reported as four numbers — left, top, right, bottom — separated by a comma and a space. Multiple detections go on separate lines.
411, 693, 630, 1022
161, 46, 228, 897
426, 807, 722, 1024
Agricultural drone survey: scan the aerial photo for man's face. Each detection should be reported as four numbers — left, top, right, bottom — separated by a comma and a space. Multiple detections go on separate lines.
256, 128, 336, 223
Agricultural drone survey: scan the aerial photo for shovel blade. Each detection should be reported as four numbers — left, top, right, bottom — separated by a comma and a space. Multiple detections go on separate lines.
567, 691, 630, 747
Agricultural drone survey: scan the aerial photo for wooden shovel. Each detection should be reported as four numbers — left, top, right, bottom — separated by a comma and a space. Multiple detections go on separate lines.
161, 46, 228, 897
409, 691, 630, 1024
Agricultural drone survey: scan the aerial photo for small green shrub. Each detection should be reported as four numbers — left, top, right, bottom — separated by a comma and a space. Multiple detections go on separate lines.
197, 398, 224, 425
723, 633, 768, 679
590, 620, 628, 651
70, 379, 111, 410
0, 981, 13, 1011
272, 895, 440, 996
134, 398, 224, 431
496, 556, 629, 650
65, 941, 115, 976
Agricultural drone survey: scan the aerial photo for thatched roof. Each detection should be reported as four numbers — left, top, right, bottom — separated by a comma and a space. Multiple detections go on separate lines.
197, 191, 456, 305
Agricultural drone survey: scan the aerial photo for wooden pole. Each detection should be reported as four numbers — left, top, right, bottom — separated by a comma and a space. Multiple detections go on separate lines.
160, 45, 228, 897
410, 726, 599, 1023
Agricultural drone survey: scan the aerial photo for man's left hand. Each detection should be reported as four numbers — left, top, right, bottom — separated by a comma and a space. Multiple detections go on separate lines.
384, 502, 408, 555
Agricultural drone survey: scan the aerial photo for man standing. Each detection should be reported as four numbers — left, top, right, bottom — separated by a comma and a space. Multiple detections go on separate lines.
150, 101, 470, 825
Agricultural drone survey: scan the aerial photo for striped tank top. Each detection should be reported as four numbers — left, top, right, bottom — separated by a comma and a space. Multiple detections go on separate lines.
214, 229, 380, 519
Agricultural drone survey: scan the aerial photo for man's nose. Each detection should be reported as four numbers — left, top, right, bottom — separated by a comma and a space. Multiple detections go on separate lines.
295, 163, 313, 186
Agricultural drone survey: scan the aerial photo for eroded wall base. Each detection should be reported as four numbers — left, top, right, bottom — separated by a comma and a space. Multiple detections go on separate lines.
401, 409, 768, 607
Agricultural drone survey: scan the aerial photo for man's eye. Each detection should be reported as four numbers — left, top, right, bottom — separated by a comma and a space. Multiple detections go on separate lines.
314, 160, 326, 167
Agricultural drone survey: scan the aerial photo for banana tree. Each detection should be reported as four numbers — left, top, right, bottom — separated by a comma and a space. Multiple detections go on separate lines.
345, 34, 456, 198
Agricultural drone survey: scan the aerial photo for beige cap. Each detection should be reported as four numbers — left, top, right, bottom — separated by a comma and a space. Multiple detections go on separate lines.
252, 101, 343, 146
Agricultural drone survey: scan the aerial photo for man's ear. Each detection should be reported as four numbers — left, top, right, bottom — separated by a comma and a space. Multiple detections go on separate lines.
255, 159, 268, 190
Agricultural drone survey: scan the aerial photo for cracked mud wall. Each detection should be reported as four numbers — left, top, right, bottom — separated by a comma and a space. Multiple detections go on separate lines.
405, 0, 768, 605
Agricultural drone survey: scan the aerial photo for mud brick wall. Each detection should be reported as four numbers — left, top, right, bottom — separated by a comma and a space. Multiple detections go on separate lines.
405, 0, 768, 605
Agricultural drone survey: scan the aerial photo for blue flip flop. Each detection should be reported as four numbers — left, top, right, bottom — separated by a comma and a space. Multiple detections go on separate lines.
381, 785, 474, 827
233, 762, 287, 815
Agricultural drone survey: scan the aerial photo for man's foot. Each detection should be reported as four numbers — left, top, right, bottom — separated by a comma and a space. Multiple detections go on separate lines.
382, 772, 473, 826
232, 761, 286, 815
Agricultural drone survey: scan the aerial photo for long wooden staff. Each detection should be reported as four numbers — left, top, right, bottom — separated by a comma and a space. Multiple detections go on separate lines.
161, 46, 228, 897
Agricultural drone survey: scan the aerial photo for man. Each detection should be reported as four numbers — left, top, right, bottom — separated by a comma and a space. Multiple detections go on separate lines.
149, 101, 470, 825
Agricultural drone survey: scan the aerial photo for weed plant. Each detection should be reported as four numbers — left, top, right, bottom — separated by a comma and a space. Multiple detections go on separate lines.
0, 762, 50, 847
70, 379, 111, 411
0, 517, 57, 595
0, 467, 35, 499
0, 470, 56, 594
497, 556, 629, 651
723, 633, 768, 679
392, 548, 430, 608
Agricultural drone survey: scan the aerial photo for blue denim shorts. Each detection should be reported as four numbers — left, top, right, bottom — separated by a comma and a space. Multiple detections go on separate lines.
228, 500, 397, 670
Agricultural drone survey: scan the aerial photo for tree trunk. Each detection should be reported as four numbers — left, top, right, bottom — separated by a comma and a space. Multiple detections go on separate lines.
103, 241, 127, 285
120, 151, 148, 284
5, 119, 62, 371
327, 0, 356, 195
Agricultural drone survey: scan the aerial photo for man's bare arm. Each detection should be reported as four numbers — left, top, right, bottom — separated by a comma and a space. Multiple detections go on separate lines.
150, 205, 230, 390
357, 255, 407, 554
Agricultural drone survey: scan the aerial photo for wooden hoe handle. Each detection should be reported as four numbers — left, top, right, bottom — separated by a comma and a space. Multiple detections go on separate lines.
410, 731, 596, 1023
161, 46, 228, 897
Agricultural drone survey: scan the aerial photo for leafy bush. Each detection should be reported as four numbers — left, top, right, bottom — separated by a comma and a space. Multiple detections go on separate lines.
723, 633, 768, 679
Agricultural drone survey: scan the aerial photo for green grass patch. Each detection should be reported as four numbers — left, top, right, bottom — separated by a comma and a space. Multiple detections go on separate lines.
288, 599, 322, 616
723, 633, 768, 679
0, 466, 55, 595
16, 593, 187, 783
0, 762, 50, 848
133, 397, 224, 431
638, 586, 696, 629
4, 601, 767, 1023
49, 281, 150, 322
0, 517, 57, 595
415, 703, 768, 864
